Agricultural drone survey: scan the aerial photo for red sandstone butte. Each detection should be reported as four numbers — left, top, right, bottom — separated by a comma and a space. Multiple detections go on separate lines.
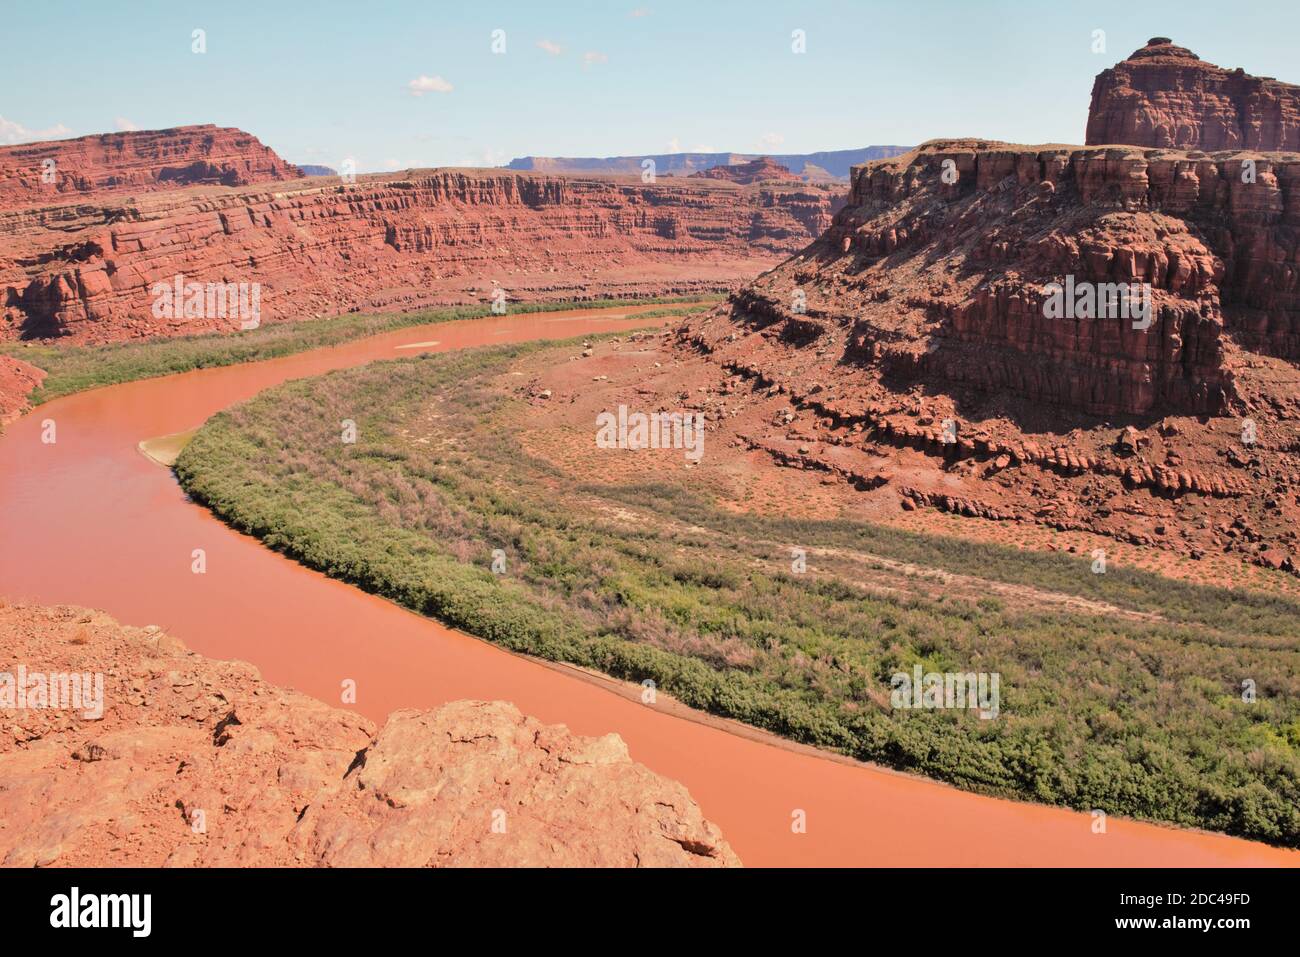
0, 125, 302, 210
1087, 38, 1300, 151
695, 139, 1300, 416
0, 602, 739, 867
0, 139, 845, 343
690, 156, 801, 185
652, 39, 1300, 579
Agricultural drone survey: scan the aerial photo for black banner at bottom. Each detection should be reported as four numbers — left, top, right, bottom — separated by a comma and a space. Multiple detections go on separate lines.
0, 866, 1292, 943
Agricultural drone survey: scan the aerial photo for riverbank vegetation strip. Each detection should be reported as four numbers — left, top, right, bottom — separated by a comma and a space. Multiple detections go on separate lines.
174, 339, 1300, 847
2, 297, 716, 405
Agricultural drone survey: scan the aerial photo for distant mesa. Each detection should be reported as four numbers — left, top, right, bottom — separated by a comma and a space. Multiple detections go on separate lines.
0, 124, 301, 209
297, 164, 338, 177
689, 156, 800, 185
507, 145, 912, 182
1087, 36, 1300, 150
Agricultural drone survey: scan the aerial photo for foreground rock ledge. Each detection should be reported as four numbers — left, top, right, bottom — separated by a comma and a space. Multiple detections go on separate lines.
0, 602, 739, 867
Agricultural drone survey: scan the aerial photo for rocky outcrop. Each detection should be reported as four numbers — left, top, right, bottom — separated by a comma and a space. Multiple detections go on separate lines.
0, 125, 302, 210
691, 156, 800, 185
0, 163, 843, 342
0, 602, 739, 867
0, 355, 43, 425
1087, 38, 1300, 151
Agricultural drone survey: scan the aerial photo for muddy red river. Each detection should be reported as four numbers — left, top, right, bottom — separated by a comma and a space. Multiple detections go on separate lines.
1, 305, 1295, 866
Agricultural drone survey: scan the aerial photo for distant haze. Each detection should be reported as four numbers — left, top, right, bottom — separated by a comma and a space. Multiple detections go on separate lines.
507, 146, 911, 181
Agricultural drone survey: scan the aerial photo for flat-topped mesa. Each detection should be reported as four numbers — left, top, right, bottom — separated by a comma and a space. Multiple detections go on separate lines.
1086, 37, 1300, 151
689, 140, 1300, 418
690, 156, 800, 185
0, 125, 302, 210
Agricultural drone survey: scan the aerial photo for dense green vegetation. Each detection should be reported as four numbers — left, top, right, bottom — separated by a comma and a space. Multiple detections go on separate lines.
175, 339, 1300, 846
2, 297, 715, 405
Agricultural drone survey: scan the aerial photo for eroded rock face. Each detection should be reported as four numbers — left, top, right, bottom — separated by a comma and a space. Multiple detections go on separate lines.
0, 125, 302, 210
0, 602, 739, 867
0, 161, 844, 343
0, 355, 44, 424
295, 704, 737, 867
1087, 38, 1300, 151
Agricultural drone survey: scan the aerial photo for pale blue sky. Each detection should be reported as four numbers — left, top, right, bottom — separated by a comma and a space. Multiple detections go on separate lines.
3, 0, 1297, 171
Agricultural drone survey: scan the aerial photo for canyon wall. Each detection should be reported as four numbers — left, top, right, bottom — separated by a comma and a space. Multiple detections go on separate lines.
0, 125, 302, 210
1087, 38, 1300, 151
1, 158, 844, 343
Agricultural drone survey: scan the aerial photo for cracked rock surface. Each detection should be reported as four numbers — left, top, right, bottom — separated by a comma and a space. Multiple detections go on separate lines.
0, 602, 739, 867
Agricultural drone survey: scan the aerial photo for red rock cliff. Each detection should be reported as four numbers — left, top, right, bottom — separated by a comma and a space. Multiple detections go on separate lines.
685, 139, 1300, 418
1086, 38, 1300, 151
0, 163, 844, 342
0, 125, 301, 211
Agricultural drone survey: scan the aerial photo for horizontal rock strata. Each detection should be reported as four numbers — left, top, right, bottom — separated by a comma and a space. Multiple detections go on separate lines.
0, 125, 301, 210
1, 163, 844, 342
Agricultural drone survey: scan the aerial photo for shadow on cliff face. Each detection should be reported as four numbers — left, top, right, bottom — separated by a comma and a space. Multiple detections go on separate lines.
757, 141, 1270, 431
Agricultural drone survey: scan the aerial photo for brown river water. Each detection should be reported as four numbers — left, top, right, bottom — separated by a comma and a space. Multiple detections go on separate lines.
1, 304, 1295, 867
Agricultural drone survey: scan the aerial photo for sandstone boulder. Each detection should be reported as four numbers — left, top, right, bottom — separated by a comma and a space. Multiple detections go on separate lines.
0, 602, 739, 867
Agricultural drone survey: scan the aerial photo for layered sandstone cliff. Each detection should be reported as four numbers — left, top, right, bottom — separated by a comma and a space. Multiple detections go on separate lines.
697, 139, 1300, 417
0, 162, 844, 343
1087, 38, 1300, 151
0, 125, 302, 210
0, 602, 739, 867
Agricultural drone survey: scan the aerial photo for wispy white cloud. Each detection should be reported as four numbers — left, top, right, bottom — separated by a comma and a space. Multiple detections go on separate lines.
536, 39, 562, 56
628, 7, 651, 17
759, 132, 784, 148
0, 115, 73, 145
582, 51, 609, 68
408, 74, 454, 97
115, 117, 141, 132
458, 148, 508, 168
